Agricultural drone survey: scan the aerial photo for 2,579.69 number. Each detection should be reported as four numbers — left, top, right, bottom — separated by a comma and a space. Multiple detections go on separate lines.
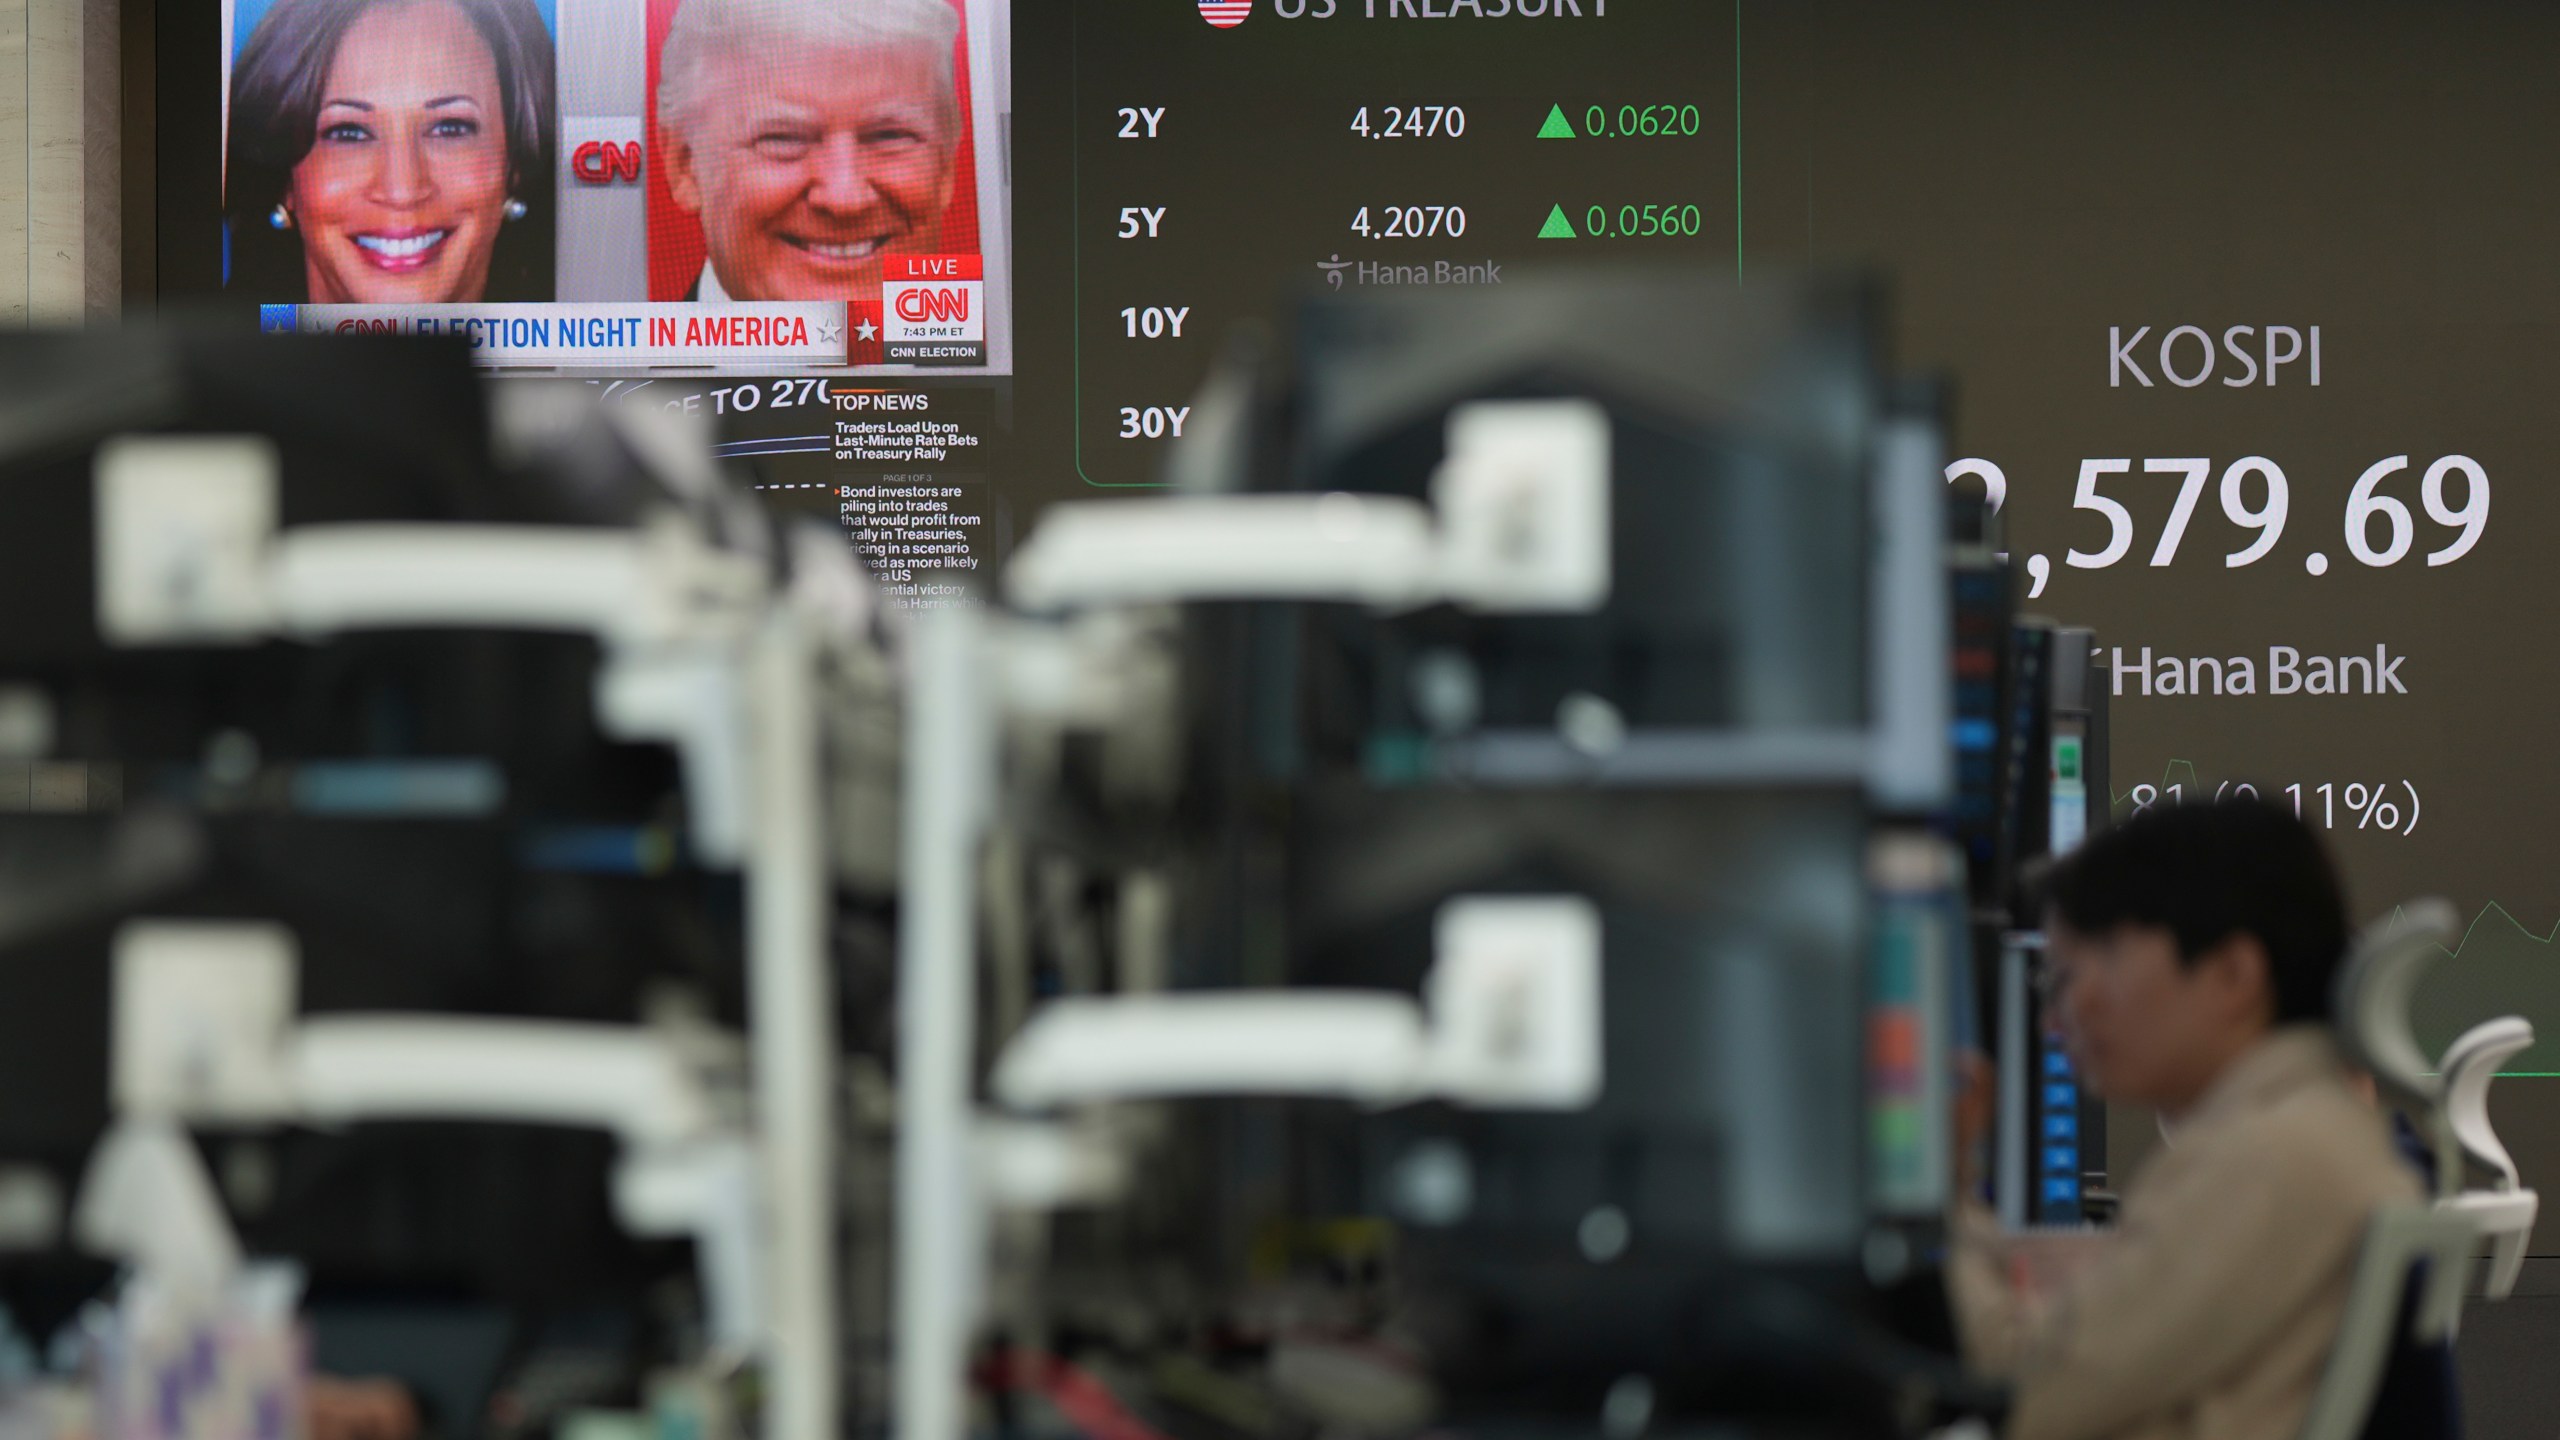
1954, 453, 2491, 572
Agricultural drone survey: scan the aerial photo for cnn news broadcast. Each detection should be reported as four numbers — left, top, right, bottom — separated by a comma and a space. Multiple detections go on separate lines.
220, 0, 1014, 374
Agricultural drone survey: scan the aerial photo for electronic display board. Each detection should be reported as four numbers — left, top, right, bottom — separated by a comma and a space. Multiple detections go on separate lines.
146, 0, 2560, 1230
1739, 5, 2560, 1202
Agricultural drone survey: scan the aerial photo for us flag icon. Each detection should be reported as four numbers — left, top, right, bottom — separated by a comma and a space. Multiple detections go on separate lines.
1200, 0, 1251, 27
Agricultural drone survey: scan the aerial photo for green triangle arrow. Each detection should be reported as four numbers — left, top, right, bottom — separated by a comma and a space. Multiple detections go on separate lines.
1537, 204, 1578, 240
1537, 104, 1576, 139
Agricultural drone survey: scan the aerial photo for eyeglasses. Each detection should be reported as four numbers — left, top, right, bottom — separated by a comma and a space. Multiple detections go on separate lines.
2031, 951, 2083, 1004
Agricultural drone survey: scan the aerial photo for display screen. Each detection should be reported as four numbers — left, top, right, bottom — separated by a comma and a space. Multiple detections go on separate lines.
151, 2, 2560, 1201
211, 0, 1012, 371
161, 0, 1719, 602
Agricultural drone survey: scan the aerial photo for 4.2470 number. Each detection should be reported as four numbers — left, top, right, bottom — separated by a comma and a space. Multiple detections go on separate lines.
1350, 105, 1466, 138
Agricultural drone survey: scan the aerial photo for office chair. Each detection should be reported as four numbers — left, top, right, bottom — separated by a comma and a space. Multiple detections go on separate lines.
2334, 901, 2540, 1305
2298, 1206, 2474, 1440
2437, 1017, 2539, 1301
2333, 900, 2459, 1114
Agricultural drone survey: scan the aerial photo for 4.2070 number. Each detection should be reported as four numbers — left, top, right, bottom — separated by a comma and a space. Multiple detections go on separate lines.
1351, 205, 1468, 238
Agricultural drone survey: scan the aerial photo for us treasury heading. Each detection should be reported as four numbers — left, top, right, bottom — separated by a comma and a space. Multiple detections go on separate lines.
1276, 0, 1611, 18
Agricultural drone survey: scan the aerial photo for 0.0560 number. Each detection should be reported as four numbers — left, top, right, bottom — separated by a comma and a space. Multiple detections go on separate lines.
1583, 203, 1703, 238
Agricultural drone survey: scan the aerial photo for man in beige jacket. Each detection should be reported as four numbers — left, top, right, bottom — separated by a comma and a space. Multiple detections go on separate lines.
1950, 798, 2422, 1440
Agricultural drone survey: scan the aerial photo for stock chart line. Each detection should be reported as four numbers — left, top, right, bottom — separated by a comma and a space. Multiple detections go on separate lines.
2101, 762, 2559, 1075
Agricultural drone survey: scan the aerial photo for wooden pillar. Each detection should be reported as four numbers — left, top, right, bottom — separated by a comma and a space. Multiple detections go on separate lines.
0, 0, 29, 326
12, 0, 116, 325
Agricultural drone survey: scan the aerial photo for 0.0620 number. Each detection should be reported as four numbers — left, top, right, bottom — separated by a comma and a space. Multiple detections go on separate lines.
1352, 205, 1468, 239
1585, 103, 1702, 137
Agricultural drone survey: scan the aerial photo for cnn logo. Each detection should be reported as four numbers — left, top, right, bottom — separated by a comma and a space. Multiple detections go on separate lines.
895, 288, 971, 323
572, 140, 643, 185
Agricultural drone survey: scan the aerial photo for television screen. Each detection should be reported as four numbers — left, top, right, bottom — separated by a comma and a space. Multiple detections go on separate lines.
213, 0, 1013, 373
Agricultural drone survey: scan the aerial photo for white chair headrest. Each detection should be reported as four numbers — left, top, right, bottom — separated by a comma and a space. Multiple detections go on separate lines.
2441, 1015, 2533, 1189
2332, 899, 2459, 1109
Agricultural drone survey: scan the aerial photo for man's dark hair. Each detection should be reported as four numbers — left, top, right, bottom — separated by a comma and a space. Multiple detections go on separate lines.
2041, 796, 2351, 1024
225, 0, 557, 301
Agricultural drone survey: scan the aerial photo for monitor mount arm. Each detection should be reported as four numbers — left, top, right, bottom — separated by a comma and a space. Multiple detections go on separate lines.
892, 400, 1617, 1440
89, 435, 850, 1440
86, 923, 768, 1350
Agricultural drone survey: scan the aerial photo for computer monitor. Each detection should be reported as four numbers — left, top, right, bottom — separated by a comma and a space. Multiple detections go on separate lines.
1107, 273, 1967, 1426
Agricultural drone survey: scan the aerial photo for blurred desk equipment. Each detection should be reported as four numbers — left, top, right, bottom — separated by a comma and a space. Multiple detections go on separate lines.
0, 330, 895, 1440
917, 271, 1997, 1438
0, 279, 2025, 1440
